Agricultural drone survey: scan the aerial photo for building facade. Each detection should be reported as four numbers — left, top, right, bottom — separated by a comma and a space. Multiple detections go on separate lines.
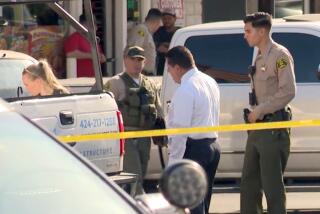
0, 0, 318, 77
74, 0, 318, 76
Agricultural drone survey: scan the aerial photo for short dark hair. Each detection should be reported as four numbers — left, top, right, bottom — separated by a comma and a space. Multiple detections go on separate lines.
243, 12, 272, 30
166, 46, 195, 69
79, 14, 98, 26
145, 8, 162, 21
79, 14, 86, 23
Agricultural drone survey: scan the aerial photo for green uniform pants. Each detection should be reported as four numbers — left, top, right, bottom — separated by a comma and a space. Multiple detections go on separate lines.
240, 128, 290, 214
124, 137, 151, 195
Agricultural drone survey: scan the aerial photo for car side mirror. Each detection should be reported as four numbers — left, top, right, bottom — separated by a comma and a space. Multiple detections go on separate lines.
159, 160, 208, 209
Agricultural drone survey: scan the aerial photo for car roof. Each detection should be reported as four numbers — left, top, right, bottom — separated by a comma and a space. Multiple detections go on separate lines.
0, 50, 38, 62
178, 14, 320, 33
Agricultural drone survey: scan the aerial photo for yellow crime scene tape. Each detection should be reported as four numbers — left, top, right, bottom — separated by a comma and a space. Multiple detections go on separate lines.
58, 119, 320, 143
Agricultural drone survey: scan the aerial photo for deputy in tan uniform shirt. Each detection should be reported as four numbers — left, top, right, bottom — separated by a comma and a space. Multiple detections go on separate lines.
127, 8, 162, 75
104, 46, 163, 195
241, 12, 296, 214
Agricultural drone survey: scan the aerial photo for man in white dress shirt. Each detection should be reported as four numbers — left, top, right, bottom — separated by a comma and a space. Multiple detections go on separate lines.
165, 46, 221, 214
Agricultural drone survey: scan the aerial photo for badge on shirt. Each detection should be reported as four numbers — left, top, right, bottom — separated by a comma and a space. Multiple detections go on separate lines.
276, 58, 288, 69
138, 29, 145, 37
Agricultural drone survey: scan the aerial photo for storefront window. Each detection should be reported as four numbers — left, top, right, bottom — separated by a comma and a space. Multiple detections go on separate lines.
0, 4, 67, 78
275, 0, 303, 18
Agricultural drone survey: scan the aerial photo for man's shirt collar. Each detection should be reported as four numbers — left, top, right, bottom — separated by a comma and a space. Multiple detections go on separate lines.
181, 67, 198, 84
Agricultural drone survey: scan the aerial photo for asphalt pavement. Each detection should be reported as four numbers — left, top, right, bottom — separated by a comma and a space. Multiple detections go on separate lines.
209, 186, 320, 214
144, 179, 320, 213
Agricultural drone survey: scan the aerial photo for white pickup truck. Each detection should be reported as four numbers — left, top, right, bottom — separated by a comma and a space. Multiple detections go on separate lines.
0, 0, 130, 184
152, 14, 320, 179
23, 12, 320, 181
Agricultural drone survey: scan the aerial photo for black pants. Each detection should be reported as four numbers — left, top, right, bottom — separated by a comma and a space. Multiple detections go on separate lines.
183, 138, 221, 214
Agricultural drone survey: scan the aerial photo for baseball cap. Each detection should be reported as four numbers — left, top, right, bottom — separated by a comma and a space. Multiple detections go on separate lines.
146, 8, 162, 20
124, 46, 145, 59
162, 8, 176, 17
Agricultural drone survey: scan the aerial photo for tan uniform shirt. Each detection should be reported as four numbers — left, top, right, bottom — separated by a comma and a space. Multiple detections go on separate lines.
104, 72, 164, 126
252, 40, 296, 119
127, 24, 156, 74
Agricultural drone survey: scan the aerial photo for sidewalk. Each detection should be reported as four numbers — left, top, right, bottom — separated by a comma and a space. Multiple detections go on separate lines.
209, 192, 320, 214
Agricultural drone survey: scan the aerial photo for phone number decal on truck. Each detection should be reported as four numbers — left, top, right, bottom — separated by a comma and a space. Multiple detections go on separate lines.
79, 117, 116, 129
77, 112, 119, 134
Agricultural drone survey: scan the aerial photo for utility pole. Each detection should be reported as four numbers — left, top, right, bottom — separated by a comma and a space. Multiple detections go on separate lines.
258, 0, 275, 16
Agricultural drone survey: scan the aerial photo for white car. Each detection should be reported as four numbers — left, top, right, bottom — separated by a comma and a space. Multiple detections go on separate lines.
0, 99, 207, 214
0, 0, 127, 186
147, 14, 320, 179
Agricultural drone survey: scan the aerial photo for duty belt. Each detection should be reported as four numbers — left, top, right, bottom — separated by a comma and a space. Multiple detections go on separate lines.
257, 108, 291, 122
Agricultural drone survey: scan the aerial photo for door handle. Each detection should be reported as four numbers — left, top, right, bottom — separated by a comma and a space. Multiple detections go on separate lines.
59, 111, 74, 125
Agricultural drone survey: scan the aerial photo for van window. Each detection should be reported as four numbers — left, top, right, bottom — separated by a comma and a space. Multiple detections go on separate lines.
273, 33, 320, 83
185, 34, 253, 83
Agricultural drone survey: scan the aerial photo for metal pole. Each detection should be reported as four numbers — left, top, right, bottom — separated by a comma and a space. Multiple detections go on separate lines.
49, 3, 88, 36
83, 0, 103, 91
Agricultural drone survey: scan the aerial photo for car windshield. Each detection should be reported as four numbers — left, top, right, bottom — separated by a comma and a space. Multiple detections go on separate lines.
0, 59, 34, 98
0, 111, 139, 214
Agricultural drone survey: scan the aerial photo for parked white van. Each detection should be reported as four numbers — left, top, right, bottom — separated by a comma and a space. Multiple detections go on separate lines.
147, 14, 320, 179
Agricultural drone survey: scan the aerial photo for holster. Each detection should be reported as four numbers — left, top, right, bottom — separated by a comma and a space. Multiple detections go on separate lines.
259, 107, 292, 123
243, 108, 251, 124
151, 117, 168, 147
258, 106, 292, 135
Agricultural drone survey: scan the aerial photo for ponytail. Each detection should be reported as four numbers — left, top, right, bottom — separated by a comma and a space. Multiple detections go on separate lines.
25, 59, 69, 94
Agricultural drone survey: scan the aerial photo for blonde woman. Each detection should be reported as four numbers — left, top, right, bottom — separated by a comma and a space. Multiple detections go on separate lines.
22, 59, 69, 96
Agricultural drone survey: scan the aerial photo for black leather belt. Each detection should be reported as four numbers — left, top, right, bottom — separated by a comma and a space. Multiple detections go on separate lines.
187, 137, 216, 145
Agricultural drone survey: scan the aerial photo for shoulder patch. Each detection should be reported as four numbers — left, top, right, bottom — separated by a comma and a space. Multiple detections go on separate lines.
276, 58, 288, 69
137, 29, 145, 37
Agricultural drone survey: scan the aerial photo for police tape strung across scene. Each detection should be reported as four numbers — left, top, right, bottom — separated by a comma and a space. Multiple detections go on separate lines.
58, 119, 320, 143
